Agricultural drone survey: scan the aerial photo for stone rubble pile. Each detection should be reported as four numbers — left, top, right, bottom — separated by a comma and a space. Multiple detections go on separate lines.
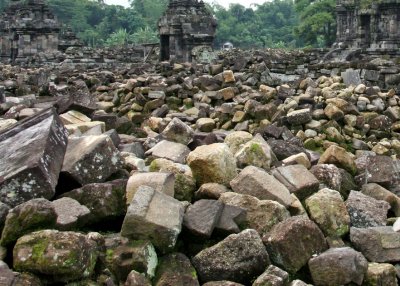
1, 55, 400, 285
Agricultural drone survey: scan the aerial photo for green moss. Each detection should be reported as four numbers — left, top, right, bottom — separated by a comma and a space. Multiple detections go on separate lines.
105, 249, 114, 263
249, 143, 263, 154
191, 268, 197, 279
31, 239, 48, 262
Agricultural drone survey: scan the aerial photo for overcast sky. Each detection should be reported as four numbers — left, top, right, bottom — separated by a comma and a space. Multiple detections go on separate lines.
104, 0, 268, 8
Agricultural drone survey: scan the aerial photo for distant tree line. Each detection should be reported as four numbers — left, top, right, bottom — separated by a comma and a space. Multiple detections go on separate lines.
0, 0, 338, 49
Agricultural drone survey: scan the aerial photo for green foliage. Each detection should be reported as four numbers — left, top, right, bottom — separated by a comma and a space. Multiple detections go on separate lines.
212, 0, 299, 49
294, 0, 336, 47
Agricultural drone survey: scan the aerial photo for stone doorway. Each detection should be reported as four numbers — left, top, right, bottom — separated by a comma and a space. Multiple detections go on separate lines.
360, 15, 371, 47
160, 35, 170, 61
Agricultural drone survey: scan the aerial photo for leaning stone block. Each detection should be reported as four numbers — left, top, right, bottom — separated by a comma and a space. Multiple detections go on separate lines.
0, 108, 68, 207
121, 186, 184, 253
272, 164, 319, 200
61, 135, 122, 185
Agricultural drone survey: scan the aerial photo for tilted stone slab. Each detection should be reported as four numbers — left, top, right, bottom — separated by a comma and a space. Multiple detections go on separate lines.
0, 108, 68, 207
350, 226, 400, 262
272, 164, 319, 200
61, 135, 122, 185
121, 186, 184, 253
230, 166, 293, 207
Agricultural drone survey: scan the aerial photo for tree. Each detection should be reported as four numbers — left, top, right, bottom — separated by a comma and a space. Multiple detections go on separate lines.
130, 0, 168, 28
294, 0, 336, 47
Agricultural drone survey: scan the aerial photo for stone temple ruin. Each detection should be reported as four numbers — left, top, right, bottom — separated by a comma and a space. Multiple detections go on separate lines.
335, 0, 400, 50
0, 0, 60, 62
158, 0, 217, 62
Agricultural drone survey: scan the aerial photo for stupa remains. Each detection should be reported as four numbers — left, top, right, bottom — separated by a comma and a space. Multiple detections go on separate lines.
158, 0, 217, 62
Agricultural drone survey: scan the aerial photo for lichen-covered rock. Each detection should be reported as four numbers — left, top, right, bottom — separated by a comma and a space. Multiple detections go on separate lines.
121, 186, 184, 253
346, 191, 390, 228
61, 134, 123, 185
0, 109, 68, 207
224, 131, 253, 154
305, 188, 350, 237
230, 166, 293, 207
203, 282, 244, 286
308, 247, 368, 286
149, 158, 196, 202
363, 263, 398, 286
219, 192, 290, 236
187, 143, 237, 187
286, 108, 312, 125
192, 229, 270, 284
111, 240, 157, 282
1, 198, 57, 246
361, 183, 400, 216
234, 134, 276, 170
61, 179, 127, 224
154, 252, 199, 286
13, 230, 99, 283
264, 216, 328, 274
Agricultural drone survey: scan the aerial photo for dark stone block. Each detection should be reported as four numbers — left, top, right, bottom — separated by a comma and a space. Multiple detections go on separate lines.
0, 108, 68, 207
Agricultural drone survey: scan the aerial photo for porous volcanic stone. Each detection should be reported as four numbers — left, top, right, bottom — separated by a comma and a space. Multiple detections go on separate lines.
52, 197, 90, 230
0, 108, 68, 207
346, 191, 390, 228
161, 117, 194, 145
13, 230, 98, 283
264, 216, 328, 273
308, 247, 368, 286
363, 263, 398, 286
192, 229, 270, 284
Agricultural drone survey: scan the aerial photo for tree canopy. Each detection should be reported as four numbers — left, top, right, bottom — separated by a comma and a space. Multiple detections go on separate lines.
0, 0, 339, 49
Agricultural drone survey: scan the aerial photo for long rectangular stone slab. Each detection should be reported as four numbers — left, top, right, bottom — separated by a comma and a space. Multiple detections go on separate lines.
0, 108, 68, 207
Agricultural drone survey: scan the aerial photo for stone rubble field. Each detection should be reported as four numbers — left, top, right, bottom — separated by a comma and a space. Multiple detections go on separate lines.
1, 52, 400, 286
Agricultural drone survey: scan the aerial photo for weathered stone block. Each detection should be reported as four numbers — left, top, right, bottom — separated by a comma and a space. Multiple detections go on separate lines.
350, 226, 400, 262
192, 229, 270, 284
272, 164, 319, 200
160, 117, 194, 145
61, 134, 122, 185
126, 172, 175, 204
346, 191, 390, 228
52, 197, 90, 230
363, 263, 398, 286
264, 216, 328, 273
121, 186, 184, 253
308, 247, 368, 286
183, 199, 223, 238
13, 230, 98, 283
187, 143, 237, 187
146, 140, 191, 164
61, 179, 127, 224
0, 108, 68, 207
230, 166, 293, 207
154, 252, 199, 286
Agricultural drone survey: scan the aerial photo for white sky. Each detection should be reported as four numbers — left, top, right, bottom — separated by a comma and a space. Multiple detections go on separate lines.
104, 0, 268, 8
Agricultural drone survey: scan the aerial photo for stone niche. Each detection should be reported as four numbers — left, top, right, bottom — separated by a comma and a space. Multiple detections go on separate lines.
158, 0, 217, 62
335, 0, 400, 50
0, 0, 60, 61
